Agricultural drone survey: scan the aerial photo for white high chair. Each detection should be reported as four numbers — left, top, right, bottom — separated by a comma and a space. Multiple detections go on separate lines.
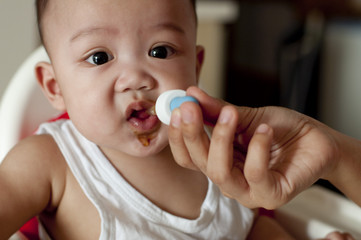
1, 46, 361, 240
0, 46, 60, 162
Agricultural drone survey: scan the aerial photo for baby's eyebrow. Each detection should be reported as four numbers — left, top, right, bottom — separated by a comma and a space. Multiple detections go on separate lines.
70, 22, 185, 43
152, 22, 185, 35
70, 27, 118, 43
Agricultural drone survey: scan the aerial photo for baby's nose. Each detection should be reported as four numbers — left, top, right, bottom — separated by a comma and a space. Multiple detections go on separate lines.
114, 67, 155, 92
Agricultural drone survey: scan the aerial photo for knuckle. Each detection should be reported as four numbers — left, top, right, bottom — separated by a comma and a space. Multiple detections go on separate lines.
177, 160, 197, 171
212, 127, 231, 142
174, 157, 193, 169
244, 167, 263, 183
168, 132, 184, 146
182, 130, 200, 143
182, 125, 204, 142
208, 169, 229, 185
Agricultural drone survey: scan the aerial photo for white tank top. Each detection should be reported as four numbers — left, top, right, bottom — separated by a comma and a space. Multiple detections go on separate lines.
37, 120, 254, 239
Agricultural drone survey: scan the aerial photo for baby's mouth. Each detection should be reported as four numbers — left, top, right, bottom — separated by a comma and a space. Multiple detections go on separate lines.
127, 108, 158, 130
126, 101, 160, 146
129, 106, 155, 121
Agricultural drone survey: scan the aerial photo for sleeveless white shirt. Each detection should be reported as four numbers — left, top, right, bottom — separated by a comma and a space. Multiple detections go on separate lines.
36, 120, 254, 239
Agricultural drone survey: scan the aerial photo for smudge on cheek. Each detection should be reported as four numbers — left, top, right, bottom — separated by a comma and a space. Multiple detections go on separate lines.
147, 105, 156, 116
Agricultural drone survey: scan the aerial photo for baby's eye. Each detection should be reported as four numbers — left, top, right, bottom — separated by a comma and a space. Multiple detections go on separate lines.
86, 51, 114, 66
149, 46, 175, 59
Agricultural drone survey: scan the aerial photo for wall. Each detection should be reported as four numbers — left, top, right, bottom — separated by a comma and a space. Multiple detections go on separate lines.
225, 2, 299, 107
0, 0, 39, 97
319, 21, 361, 140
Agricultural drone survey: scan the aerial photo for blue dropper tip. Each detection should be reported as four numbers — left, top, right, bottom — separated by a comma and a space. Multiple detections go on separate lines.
170, 96, 199, 112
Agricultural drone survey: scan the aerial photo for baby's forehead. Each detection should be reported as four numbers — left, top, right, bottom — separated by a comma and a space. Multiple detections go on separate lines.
41, 0, 196, 48
45, 0, 194, 28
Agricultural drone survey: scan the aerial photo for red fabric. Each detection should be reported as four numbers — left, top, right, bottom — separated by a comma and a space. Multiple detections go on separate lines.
19, 217, 39, 240
49, 112, 70, 122
19, 112, 69, 239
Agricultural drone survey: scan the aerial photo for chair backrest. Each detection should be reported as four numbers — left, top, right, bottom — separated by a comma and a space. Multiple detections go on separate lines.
0, 46, 61, 161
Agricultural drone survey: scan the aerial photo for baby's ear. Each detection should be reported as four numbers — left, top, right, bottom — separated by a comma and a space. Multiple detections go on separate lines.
35, 62, 66, 111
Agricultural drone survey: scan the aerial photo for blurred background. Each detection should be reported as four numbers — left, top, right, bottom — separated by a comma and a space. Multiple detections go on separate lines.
2, 0, 361, 191
0, 1, 39, 98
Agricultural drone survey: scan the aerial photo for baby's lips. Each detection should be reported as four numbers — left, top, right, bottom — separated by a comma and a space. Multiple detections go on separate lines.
125, 100, 156, 120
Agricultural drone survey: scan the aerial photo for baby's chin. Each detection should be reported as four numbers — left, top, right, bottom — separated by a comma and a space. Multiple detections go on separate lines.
127, 129, 170, 157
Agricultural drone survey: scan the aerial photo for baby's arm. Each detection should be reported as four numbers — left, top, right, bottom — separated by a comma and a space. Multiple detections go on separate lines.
246, 212, 295, 240
0, 135, 64, 238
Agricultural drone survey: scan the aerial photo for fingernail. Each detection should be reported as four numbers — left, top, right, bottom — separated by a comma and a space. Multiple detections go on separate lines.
181, 108, 194, 124
171, 109, 181, 128
255, 123, 270, 134
219, 108, 232, 124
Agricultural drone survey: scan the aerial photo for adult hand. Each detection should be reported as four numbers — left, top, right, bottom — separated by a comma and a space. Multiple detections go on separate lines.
168, 86, 339, 209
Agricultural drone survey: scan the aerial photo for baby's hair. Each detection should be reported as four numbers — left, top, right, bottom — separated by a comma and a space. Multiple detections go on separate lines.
35, 0, 48, 44
35, 0, 197, 44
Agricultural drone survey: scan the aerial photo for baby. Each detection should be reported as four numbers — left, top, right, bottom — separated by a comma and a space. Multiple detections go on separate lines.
0, 0, 345, 239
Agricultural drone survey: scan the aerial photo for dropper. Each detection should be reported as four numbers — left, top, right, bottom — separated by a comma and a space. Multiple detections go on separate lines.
155, 89, 199, 125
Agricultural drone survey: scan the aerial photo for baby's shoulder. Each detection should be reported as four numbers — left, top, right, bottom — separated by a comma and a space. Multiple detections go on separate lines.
11, 134, 63, 161
0, 134, 68, 217
2, 134, 67, 181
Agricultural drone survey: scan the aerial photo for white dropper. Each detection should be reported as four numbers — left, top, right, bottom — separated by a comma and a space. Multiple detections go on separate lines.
155, 89, 198, 125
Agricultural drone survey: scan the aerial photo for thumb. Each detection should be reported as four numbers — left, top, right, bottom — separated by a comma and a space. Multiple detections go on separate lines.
186, 86, 225, 126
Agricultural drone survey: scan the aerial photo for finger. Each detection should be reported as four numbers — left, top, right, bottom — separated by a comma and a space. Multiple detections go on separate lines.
244, 124, 279, 208
179, 101, 210, 172
207, 106, 238, 184
169, 108, 199, 171
207, 106, 250, 202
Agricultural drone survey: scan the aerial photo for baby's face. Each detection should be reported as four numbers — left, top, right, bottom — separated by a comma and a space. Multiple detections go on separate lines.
42, 0, 201, 157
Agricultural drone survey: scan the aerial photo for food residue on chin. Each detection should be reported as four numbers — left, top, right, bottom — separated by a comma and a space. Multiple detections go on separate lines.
137, 133, 154, 147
